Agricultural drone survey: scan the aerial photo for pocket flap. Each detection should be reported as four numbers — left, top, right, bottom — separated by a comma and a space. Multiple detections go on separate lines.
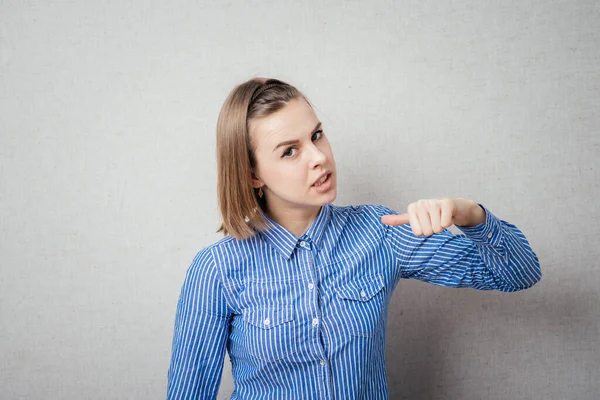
336, 274, 385, 301
243, 307, 294, 329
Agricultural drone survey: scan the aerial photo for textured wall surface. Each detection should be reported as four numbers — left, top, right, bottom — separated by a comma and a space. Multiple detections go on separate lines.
1, 0, 598, 399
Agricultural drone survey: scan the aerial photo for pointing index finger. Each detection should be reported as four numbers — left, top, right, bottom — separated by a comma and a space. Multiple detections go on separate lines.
381, 214, 410, 226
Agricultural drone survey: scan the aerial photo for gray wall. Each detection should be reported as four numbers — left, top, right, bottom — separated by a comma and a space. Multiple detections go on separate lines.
1, 1, 598, 399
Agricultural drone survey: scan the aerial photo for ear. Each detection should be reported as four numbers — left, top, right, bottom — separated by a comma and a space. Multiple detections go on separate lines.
250, 170, 264, 189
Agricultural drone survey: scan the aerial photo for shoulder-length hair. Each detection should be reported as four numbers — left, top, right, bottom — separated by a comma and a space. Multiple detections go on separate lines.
215, 77, 311, 240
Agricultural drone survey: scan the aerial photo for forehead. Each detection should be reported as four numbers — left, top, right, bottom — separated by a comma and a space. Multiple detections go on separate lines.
250, 98, 318, 148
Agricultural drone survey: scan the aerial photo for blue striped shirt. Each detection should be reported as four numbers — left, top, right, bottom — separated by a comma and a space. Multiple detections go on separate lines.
167, 203, 541, 399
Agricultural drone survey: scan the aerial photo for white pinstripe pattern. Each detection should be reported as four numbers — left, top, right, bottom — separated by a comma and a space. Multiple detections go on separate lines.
167, 203, 541, 399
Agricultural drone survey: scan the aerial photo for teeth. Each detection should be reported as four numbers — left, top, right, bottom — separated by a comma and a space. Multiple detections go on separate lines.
314, 174, 328, 186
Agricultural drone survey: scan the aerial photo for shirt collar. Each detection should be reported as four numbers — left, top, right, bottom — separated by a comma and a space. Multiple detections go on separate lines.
257, 204, 332, 260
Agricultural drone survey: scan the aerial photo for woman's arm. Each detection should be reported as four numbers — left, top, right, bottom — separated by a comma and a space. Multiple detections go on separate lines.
167, 247, 231, 399
379, 202, 542, 292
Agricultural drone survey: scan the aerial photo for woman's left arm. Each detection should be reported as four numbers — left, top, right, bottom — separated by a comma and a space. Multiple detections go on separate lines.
380, 198, 542, 292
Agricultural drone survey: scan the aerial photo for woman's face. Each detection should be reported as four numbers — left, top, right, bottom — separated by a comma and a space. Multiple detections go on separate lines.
250, 97, 337, 215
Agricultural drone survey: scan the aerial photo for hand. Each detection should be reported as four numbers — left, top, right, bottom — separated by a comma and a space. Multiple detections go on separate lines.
380, 198, 483, 237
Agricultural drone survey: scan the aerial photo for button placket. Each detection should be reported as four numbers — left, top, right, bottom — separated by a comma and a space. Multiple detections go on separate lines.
300, 240, 328, 362
306, 249, 320, 330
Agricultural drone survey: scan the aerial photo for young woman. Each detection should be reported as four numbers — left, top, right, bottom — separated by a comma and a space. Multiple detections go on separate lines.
166, 77, 542, 399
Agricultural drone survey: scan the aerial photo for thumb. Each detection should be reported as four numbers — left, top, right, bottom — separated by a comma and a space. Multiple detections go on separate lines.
381, 214, 410, 226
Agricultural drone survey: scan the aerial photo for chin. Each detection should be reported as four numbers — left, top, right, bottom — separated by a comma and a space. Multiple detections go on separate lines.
321, 189, 337, 204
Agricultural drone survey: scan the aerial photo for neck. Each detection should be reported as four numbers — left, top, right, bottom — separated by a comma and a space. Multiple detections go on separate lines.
265, 203, 322, 238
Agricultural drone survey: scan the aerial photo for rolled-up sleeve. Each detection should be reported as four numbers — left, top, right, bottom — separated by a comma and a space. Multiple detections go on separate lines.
167, 247, 231, 399
381, 203, 542, 292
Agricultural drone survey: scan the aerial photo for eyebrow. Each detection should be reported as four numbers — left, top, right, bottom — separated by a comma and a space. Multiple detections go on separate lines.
272, 122, 322, 152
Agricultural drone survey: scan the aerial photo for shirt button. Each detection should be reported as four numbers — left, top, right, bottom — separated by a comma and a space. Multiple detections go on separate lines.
312, 318, 319, 326
360, 290, 367, 298
263, 318, 270, 326
487, 233, 492, 238
308, 283, 314, 290
300, 240, 306, 247
320, 359, 326, 366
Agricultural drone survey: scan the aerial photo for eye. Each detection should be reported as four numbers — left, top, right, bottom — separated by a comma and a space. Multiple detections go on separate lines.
281, 130, 323, 159
282, 147, 297, 158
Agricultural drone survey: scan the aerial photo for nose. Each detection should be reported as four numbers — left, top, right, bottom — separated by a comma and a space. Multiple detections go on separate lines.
308, 142, 327, 168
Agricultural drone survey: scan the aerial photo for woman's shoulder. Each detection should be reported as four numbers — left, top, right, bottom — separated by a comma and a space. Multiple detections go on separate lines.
328, 203, 399, 238
191, 232, 262, 266
190, 235, 233, 258
329, 203, 398, 219
183, 235, 253, 284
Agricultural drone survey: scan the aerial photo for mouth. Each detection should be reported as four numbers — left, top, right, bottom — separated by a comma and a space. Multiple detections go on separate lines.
312, 172, 332, 187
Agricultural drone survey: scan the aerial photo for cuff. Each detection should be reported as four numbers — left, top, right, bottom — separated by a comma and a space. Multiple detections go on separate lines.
456, 203, 503, 247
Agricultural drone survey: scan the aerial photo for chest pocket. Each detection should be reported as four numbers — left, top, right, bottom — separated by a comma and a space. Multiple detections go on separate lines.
242, 306, 298, 362
335, 273, 386, 338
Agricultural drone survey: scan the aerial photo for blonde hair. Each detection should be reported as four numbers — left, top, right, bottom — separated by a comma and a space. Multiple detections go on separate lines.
215, 77, 311, 239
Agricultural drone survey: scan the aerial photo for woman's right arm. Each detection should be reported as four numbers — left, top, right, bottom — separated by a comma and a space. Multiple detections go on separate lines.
167, 247, 231, 399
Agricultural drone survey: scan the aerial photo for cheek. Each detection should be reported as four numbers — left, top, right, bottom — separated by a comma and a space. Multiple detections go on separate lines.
278, 167, 309, 189
264, 166, 301, 186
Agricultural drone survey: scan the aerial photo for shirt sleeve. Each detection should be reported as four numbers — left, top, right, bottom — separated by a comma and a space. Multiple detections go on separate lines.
380, 203, 542, 292
167, 247, 232, 399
